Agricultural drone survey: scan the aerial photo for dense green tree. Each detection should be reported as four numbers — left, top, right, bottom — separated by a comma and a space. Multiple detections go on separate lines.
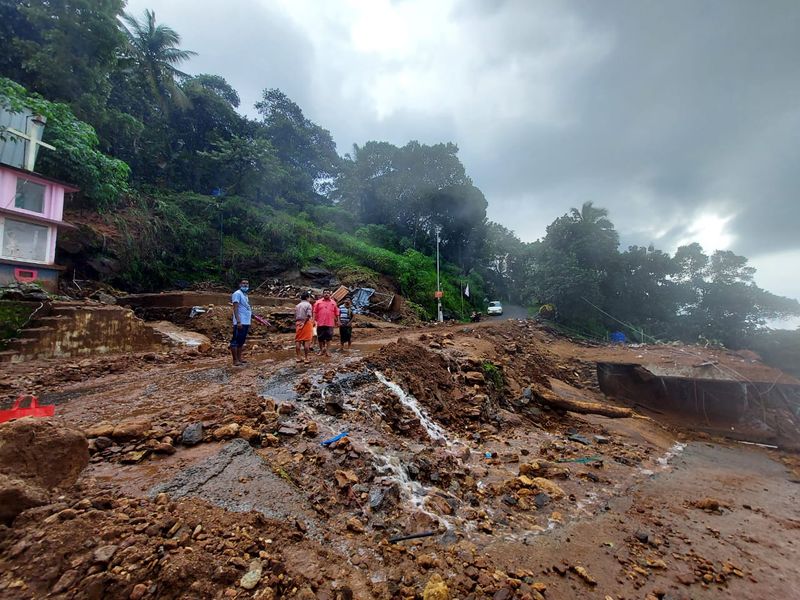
673, 247, 800, 347
255, 89, 341, 203
163, 75, 248, 191
186, 74, 240, 108
608, 245, 681, 338
335, 140, 472, 247
479, 223, 528, 302
199, 134, 287, 200
0, 0, 125, 118
526, 202, 620, 328
0, 77, 129, 208
424, 184, 487, 269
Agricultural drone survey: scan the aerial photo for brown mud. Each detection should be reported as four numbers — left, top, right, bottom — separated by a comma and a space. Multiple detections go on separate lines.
0, 320, 798, 599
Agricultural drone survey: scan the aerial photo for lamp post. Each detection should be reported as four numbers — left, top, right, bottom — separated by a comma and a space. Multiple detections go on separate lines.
436, 227, 443, 322
212, 188, 224, 274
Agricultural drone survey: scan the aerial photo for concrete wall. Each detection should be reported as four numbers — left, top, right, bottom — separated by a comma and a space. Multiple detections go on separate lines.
6, 303, 164, 363
0, 261, 59, 292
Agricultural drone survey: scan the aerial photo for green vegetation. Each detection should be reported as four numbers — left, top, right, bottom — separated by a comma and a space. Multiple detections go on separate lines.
481, 361, 504, 390
1, 2, 798, 341
0, 301, 36, 348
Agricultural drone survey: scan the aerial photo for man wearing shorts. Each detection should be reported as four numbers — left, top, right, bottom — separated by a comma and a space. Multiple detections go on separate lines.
339, 298, 354, 351
294, 292, 313, 364
312, 288, 339, 357
230, 279, 251, 366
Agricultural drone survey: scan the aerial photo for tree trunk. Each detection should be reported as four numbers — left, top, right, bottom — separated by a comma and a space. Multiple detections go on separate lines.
530, 384, 632, 418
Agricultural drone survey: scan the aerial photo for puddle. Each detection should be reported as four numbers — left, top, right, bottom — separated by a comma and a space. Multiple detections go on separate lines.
260, 367, 300, 402
639, 441, 687, 476
149, 439, 321, 538
184, 367, 229, 385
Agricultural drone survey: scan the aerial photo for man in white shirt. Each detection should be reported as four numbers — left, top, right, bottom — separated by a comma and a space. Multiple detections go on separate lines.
230, 279, 252, 366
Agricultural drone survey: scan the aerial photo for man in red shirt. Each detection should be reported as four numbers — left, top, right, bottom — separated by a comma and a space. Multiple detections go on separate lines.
312, 288, 339, 357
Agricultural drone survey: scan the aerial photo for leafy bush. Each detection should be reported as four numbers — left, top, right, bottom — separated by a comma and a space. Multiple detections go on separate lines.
481, 361, 505, 390
0, 77, 130, 209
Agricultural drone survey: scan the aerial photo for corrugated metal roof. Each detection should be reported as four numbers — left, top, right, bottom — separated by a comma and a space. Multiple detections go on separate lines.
0, 106, 32, 170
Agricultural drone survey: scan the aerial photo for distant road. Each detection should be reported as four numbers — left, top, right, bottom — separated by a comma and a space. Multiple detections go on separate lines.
486, 303, 529, 321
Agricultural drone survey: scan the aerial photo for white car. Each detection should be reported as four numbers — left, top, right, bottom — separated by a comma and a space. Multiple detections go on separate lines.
487, 301, 503, 315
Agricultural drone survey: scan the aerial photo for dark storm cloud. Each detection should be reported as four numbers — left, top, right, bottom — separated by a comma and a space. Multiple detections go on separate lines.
470, 0, 800, 257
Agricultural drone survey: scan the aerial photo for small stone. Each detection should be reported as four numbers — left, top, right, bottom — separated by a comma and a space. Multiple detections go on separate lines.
334, 470, 358, 488
153, 443, 176, 455
121, 450, 149, 464
239, 425, 259, 442
304, 421, 319, 437
530, 477, 565, 499
52, 569, 80, 594
635, 530, 650, 544
571, 565, 597, 586
533, 493, 550, 508
346, 517, 365, 533
93, 544, 118, 565
464, 371, 485, 385
85, 421, 115, 438
213, 423, 240, 440
262, 433, 280, 446
277, 402, 296, 415
111, 419, 151, 441
277, 425, 299, 436
517, 475, 535, 487
94, 436, 113, 450
422, 573, 450, 600
240, 559, 263, 590
181, 423, 204, 446
130, 583, 148, 600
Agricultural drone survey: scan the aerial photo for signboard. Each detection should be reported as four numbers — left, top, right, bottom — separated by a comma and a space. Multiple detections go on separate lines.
434, 291, 443, 298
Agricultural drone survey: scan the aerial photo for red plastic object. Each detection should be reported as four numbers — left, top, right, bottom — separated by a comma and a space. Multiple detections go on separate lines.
253, 314, 270, 326
0, 395, 54, 423
14, 268, 38, 283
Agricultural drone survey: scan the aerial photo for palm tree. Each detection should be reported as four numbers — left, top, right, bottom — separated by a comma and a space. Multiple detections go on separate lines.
570, 201, 614, 230
119, 9, 197, 114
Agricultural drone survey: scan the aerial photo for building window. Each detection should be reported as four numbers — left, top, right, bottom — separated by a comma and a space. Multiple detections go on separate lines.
15, 178, 46, 213
1, 218, 49, 262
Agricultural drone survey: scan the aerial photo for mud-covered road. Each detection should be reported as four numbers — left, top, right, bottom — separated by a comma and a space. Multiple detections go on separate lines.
1, 321, 798, 599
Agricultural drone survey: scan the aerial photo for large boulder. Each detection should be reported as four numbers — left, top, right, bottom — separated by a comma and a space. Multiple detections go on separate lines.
0, 418, 89, 524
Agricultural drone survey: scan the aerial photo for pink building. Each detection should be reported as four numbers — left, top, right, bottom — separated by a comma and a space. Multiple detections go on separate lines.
0, 163, 78, 291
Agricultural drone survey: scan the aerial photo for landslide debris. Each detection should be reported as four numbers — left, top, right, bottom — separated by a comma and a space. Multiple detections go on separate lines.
0, 418, 88, 524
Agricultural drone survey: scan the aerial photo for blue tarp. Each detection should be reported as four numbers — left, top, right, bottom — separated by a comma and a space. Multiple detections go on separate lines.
610, 331, 627, 344
350, 287, 375, 314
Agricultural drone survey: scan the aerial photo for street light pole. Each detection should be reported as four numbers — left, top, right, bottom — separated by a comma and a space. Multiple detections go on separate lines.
436, 228, 443, 322
212, 188, 224, 274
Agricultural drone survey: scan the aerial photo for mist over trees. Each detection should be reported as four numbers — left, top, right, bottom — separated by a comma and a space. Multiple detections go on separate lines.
1, 1, 797, 347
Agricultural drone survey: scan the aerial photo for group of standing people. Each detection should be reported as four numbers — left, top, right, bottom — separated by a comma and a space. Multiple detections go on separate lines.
229, 280, 355, 367
294, 289, 354, 364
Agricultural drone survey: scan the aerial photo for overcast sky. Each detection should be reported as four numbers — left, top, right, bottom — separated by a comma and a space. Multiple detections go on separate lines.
127, 0, 800, 318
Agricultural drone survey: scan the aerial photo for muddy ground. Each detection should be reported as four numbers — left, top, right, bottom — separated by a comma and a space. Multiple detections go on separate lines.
1, 321, 798, 599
